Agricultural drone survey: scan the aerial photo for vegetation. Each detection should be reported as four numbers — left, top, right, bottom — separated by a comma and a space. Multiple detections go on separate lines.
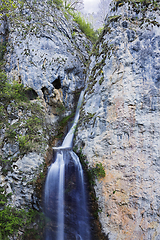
72, 12, 98, 42
0, 77, 45, 146
74, 147, 106, 185
54, 112, 75, 139
47, 0, 63, 8
64, 0, 83, 11
0, 79, 28, 103
0, 42, 46, 175
56, 102, 66, 114
0, 0, 100, 237
89, 163, 106, 181
108, 15, 121, 22
1, 0, 97, 44
0, 0, 17, 16
0, 186, 45, 239
112, 0, 160, 11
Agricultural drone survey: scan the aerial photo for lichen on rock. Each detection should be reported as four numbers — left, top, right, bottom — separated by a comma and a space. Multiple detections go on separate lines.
75, 0, 160, 239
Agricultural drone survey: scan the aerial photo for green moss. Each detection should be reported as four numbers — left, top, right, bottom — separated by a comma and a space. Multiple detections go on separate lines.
64, 11, 69, 20
56, 103, 66, 114
99, 76, 104, 85
71, 31, 76, 38
54, 112, 75, 140
108, 15, 121, 22
59, 113, 75, 127
74, 147, 105, 186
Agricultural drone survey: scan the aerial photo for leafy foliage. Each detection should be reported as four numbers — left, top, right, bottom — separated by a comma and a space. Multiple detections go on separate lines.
72, 13, 98, 42
89, 163, 106, 180
0, 207, 45, 239
0, 80, 28, 103
0, 0, 17, 16
0, 207, 26, 238
0, 186, 45, 239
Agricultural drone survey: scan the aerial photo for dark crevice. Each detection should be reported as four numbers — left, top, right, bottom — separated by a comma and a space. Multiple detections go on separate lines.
25, 88, 38, 100
52, 76, 61, 89
42, 87, 49, 102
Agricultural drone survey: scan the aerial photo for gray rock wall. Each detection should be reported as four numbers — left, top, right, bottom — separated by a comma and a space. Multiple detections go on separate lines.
76, 1, 160, 239
5, 0, 91, 111
0, 0, 91, 212
0, 152, 44, 209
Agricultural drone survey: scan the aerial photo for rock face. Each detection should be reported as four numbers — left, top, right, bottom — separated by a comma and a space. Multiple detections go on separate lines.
1, 0, 160, 239
0, 152, 44, 209
0, 0, 91, 213
75, 1, 160, 239
5, 0, 91, 111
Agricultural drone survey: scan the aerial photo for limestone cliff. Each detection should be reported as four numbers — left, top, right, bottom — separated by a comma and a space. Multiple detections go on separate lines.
4, 0, 91, 111
1, 0, 160, 239
0, 1, 91, 238
75, 0, 160, 239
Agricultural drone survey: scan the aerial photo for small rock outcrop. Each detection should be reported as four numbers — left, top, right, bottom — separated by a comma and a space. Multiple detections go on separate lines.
75, 0, 160, 239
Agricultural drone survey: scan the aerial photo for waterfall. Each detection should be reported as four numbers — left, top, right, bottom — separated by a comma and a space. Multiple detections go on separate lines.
44, 91, 90, 240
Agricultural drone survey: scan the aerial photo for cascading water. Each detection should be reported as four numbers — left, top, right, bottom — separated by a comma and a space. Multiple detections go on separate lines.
44, 91, 90, 240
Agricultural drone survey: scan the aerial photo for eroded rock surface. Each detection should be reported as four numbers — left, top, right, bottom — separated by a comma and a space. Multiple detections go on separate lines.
5, 0, 91, 111
0, 0, 91, 213
1, 152, 44, 209
76, 1, 160, 239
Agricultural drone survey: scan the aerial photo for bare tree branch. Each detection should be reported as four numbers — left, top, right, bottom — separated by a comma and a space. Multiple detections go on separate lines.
64, 0, 84, 11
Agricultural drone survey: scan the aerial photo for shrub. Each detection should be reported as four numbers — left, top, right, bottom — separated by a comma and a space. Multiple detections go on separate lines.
0, 78, 28, 103
88, 163, 106, 185
91, 163, 106, 179
18, 135, 31, 152
0, 207, 45, 239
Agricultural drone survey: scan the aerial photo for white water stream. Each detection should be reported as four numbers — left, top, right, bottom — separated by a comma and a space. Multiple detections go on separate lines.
44, 91, 90, 240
